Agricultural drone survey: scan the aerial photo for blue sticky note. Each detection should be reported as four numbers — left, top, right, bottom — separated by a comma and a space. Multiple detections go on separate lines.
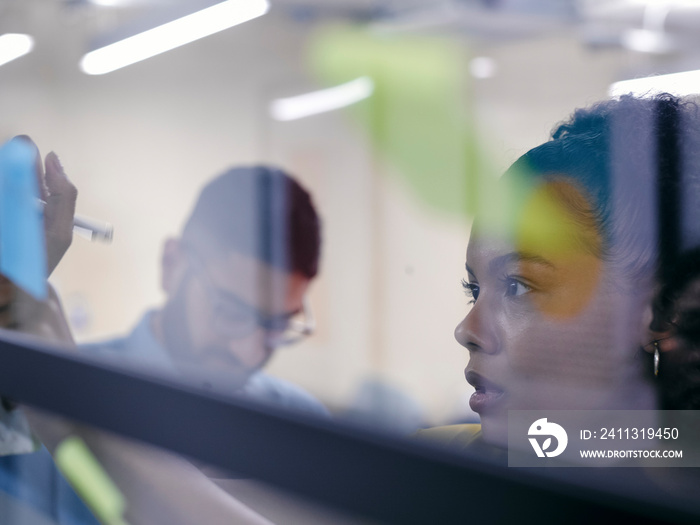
0, 138, 47, 299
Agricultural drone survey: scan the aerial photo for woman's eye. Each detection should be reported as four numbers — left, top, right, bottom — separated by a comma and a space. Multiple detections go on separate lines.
461, 279, 479, 302
504, 278, 530, 297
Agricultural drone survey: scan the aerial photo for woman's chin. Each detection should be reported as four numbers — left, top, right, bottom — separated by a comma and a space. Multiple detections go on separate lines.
478, 413, 509, 449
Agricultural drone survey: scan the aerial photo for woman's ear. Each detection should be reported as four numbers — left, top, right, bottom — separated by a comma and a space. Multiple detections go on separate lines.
161, 238, 188, 296
639, 301, 657, 353
641, 297, 679, 353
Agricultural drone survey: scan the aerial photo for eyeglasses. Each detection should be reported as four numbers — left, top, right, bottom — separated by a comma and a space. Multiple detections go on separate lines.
187, 251, 314, 347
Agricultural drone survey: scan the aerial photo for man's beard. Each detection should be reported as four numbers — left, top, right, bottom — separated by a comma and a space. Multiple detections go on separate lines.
160, 273, 263, 394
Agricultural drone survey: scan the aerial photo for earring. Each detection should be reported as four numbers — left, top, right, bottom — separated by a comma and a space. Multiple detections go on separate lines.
653, 340, 660, 377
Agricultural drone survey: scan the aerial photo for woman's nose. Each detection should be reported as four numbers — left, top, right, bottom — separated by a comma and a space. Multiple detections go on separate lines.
454, 300, 498, 354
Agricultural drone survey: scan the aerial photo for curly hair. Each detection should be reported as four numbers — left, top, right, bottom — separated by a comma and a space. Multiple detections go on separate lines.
505, 93, 700, 287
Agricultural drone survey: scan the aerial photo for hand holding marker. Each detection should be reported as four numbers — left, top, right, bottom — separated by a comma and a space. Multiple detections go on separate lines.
39, 199, 113, 243
12, 136, 113, 244
0, 136, 113, 302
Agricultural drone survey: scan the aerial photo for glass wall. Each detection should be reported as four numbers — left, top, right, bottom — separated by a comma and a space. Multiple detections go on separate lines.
1, 0, 700, 522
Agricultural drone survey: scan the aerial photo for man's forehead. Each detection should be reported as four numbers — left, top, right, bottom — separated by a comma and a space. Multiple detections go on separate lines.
205, 250, 310, 305
212, 250, 292, 279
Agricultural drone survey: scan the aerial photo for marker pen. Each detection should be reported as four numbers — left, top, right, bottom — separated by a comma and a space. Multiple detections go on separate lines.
39, 200, 113, 243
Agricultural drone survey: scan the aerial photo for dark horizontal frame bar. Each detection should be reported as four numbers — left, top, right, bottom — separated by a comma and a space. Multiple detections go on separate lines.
0, 332, 697, 524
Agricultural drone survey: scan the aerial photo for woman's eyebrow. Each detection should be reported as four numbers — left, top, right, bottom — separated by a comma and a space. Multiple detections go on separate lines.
488, 252, 555, 273
465, 263, 475, 277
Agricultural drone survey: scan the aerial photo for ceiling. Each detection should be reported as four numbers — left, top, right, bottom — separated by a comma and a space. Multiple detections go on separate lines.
2, 0, 700, 57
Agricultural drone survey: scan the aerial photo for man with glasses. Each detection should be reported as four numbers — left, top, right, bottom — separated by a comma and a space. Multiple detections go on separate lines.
0, 158, 322, 523
83, 166, 327, 416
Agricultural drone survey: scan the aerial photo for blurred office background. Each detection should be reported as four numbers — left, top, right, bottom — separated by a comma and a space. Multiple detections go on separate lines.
2, 0, 700, 428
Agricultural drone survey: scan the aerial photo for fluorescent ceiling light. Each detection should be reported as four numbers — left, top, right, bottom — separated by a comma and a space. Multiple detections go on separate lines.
89, 0, 123, 6
80, 0, 269, 75
609, 69, 700, 98
469, 57, 497, 79
621, 28, 676, 54
270, 77, 375, 121
0, 34, 34, 68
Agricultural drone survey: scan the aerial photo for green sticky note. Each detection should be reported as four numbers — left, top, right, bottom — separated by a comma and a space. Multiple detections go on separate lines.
309, 26, 492, 219
55, 436, 128, 525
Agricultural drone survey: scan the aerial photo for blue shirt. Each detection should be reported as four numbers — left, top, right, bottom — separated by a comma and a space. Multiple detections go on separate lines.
80, 311, 330, 418
0, 363, 98, 524
0, 446, 99, 525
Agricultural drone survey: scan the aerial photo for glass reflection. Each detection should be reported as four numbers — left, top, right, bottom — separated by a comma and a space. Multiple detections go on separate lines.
1, 1, 700, 523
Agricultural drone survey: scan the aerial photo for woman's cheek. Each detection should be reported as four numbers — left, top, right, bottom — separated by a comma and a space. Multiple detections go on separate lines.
509, 304, 622, 388
497, 306, 537, 362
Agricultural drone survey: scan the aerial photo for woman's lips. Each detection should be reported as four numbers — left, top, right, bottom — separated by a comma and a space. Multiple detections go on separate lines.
465, 370, 506, 414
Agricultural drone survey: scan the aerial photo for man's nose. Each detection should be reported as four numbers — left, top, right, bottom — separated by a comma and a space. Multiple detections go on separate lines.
454, 299, 499, 355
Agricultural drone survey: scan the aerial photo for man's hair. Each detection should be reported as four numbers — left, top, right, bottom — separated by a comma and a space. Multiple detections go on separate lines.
182, 166, 321, 278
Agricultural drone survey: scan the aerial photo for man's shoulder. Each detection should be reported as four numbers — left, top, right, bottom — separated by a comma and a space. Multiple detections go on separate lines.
79, 335, 131, 355
244, 373, 329, 418
79, 312, 160, 359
